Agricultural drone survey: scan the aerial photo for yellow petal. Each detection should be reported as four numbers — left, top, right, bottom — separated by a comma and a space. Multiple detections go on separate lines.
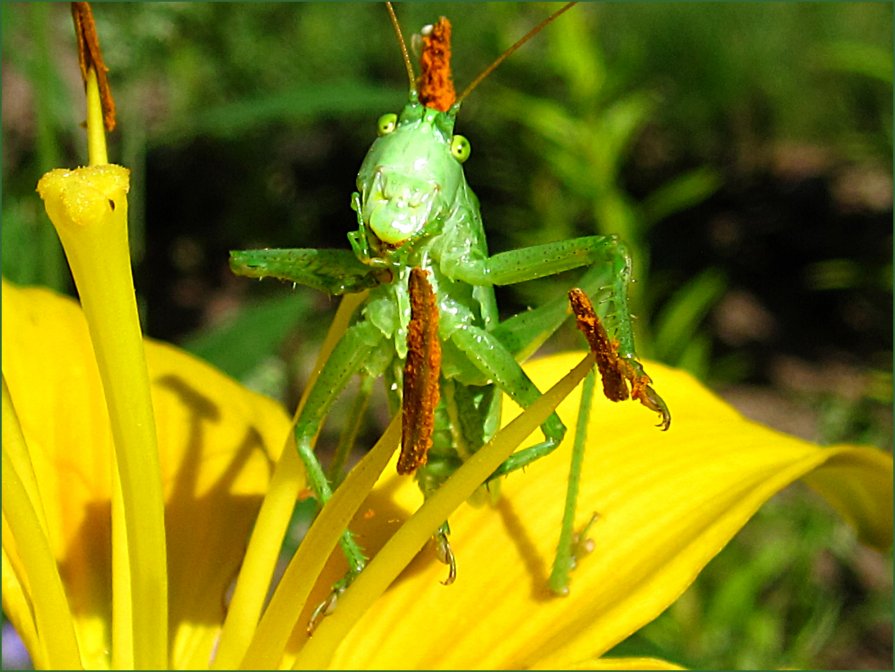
320, 352, 890, 669
535, 656, 685, 670
1, 280, 293, 668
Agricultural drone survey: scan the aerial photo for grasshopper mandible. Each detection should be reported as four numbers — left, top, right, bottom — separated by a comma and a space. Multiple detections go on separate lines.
230, 2, 670, 629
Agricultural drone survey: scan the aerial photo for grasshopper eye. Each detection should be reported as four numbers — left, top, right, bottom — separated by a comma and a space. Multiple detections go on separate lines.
377, 113, 398, 136
451, 135, 471, 163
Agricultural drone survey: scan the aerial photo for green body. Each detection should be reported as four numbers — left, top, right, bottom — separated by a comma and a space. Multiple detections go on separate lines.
352, 100, 508, 496
231, 88, 663, 605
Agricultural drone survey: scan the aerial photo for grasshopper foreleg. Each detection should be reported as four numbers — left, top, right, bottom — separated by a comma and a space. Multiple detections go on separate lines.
541, 288, 670, 595
229, 247, 387, 294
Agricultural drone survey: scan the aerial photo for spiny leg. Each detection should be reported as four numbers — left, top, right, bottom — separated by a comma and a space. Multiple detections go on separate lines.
448, 233, 630, 326
327, 373, 375, 488
491, 262, 616, 362
485, 265, 610, 591
548, 368, 597, 595
467, 239, 670, 591
447, 231, 671, 428
229, 247, 387, 295
452, 232, 664, 420
542, 289, 671, 596
481, 247, 665, 591
292, 319, 386, 633
230, 246, 391, 545
446, 238, 667, 589
450, 325, 567, 478
443, 324, 566, 581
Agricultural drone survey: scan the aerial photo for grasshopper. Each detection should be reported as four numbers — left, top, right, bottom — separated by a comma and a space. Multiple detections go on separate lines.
230, 2, 669, 627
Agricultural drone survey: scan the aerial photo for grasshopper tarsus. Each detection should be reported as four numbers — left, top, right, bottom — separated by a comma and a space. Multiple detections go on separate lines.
434, 525, 457, 586
548, 511, 599, 597
307, 582, 346, 637
622, 357, 672, 431
634, 382, 672, 431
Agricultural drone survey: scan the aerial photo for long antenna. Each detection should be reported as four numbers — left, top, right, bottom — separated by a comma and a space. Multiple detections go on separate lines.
385, 2, 416, 91
457, 2, 576, 105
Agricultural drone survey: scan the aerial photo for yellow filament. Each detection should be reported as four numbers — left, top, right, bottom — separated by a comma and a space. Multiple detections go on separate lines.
85, 67, 107, 166
293, 356, 593, 668
212, 291, 368, 668
240, 415, 401, 669
2, 377, 50, 538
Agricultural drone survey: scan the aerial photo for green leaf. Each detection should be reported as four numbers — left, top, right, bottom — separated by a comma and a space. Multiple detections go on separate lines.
652, 268, 727, 368
181, 292, 313, 380
641, 167, 723, 228
158, 84, 405, 141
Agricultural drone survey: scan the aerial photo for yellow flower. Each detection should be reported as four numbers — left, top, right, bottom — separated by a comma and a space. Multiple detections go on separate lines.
286, 352, 892, 669
3, 41, 891, 665
3, 282, 890, 669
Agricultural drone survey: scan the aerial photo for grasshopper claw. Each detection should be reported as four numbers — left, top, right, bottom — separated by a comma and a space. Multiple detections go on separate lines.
434, 526, 457, 585
634, 383, 671, 431
307, 574, 354, 636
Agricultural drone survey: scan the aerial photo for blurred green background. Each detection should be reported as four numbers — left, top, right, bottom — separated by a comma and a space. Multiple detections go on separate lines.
2, 3, 891, 668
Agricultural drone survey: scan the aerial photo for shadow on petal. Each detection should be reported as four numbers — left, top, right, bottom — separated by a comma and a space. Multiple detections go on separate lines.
1, 281, 293, 668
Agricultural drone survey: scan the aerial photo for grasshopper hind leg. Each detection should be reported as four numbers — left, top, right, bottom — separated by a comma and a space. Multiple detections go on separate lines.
546, 289, 671, 595
547, 368, 597, 595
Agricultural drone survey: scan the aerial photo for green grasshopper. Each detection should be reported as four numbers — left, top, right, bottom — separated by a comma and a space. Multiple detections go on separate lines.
230, 2, 669, 626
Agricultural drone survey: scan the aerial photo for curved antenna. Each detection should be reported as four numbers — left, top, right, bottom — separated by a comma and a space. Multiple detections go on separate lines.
457, 2, 576, 105
385, 2, 416, 91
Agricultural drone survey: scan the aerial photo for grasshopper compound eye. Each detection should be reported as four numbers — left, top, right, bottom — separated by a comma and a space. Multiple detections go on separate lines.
377, 113, 398, 136
450, 134, 471, 163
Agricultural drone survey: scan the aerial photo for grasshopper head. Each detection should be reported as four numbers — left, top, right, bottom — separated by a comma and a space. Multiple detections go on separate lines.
355, 100, 470, 252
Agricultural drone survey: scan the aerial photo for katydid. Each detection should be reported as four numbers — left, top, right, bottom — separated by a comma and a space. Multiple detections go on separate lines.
230, 2, 669, 629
